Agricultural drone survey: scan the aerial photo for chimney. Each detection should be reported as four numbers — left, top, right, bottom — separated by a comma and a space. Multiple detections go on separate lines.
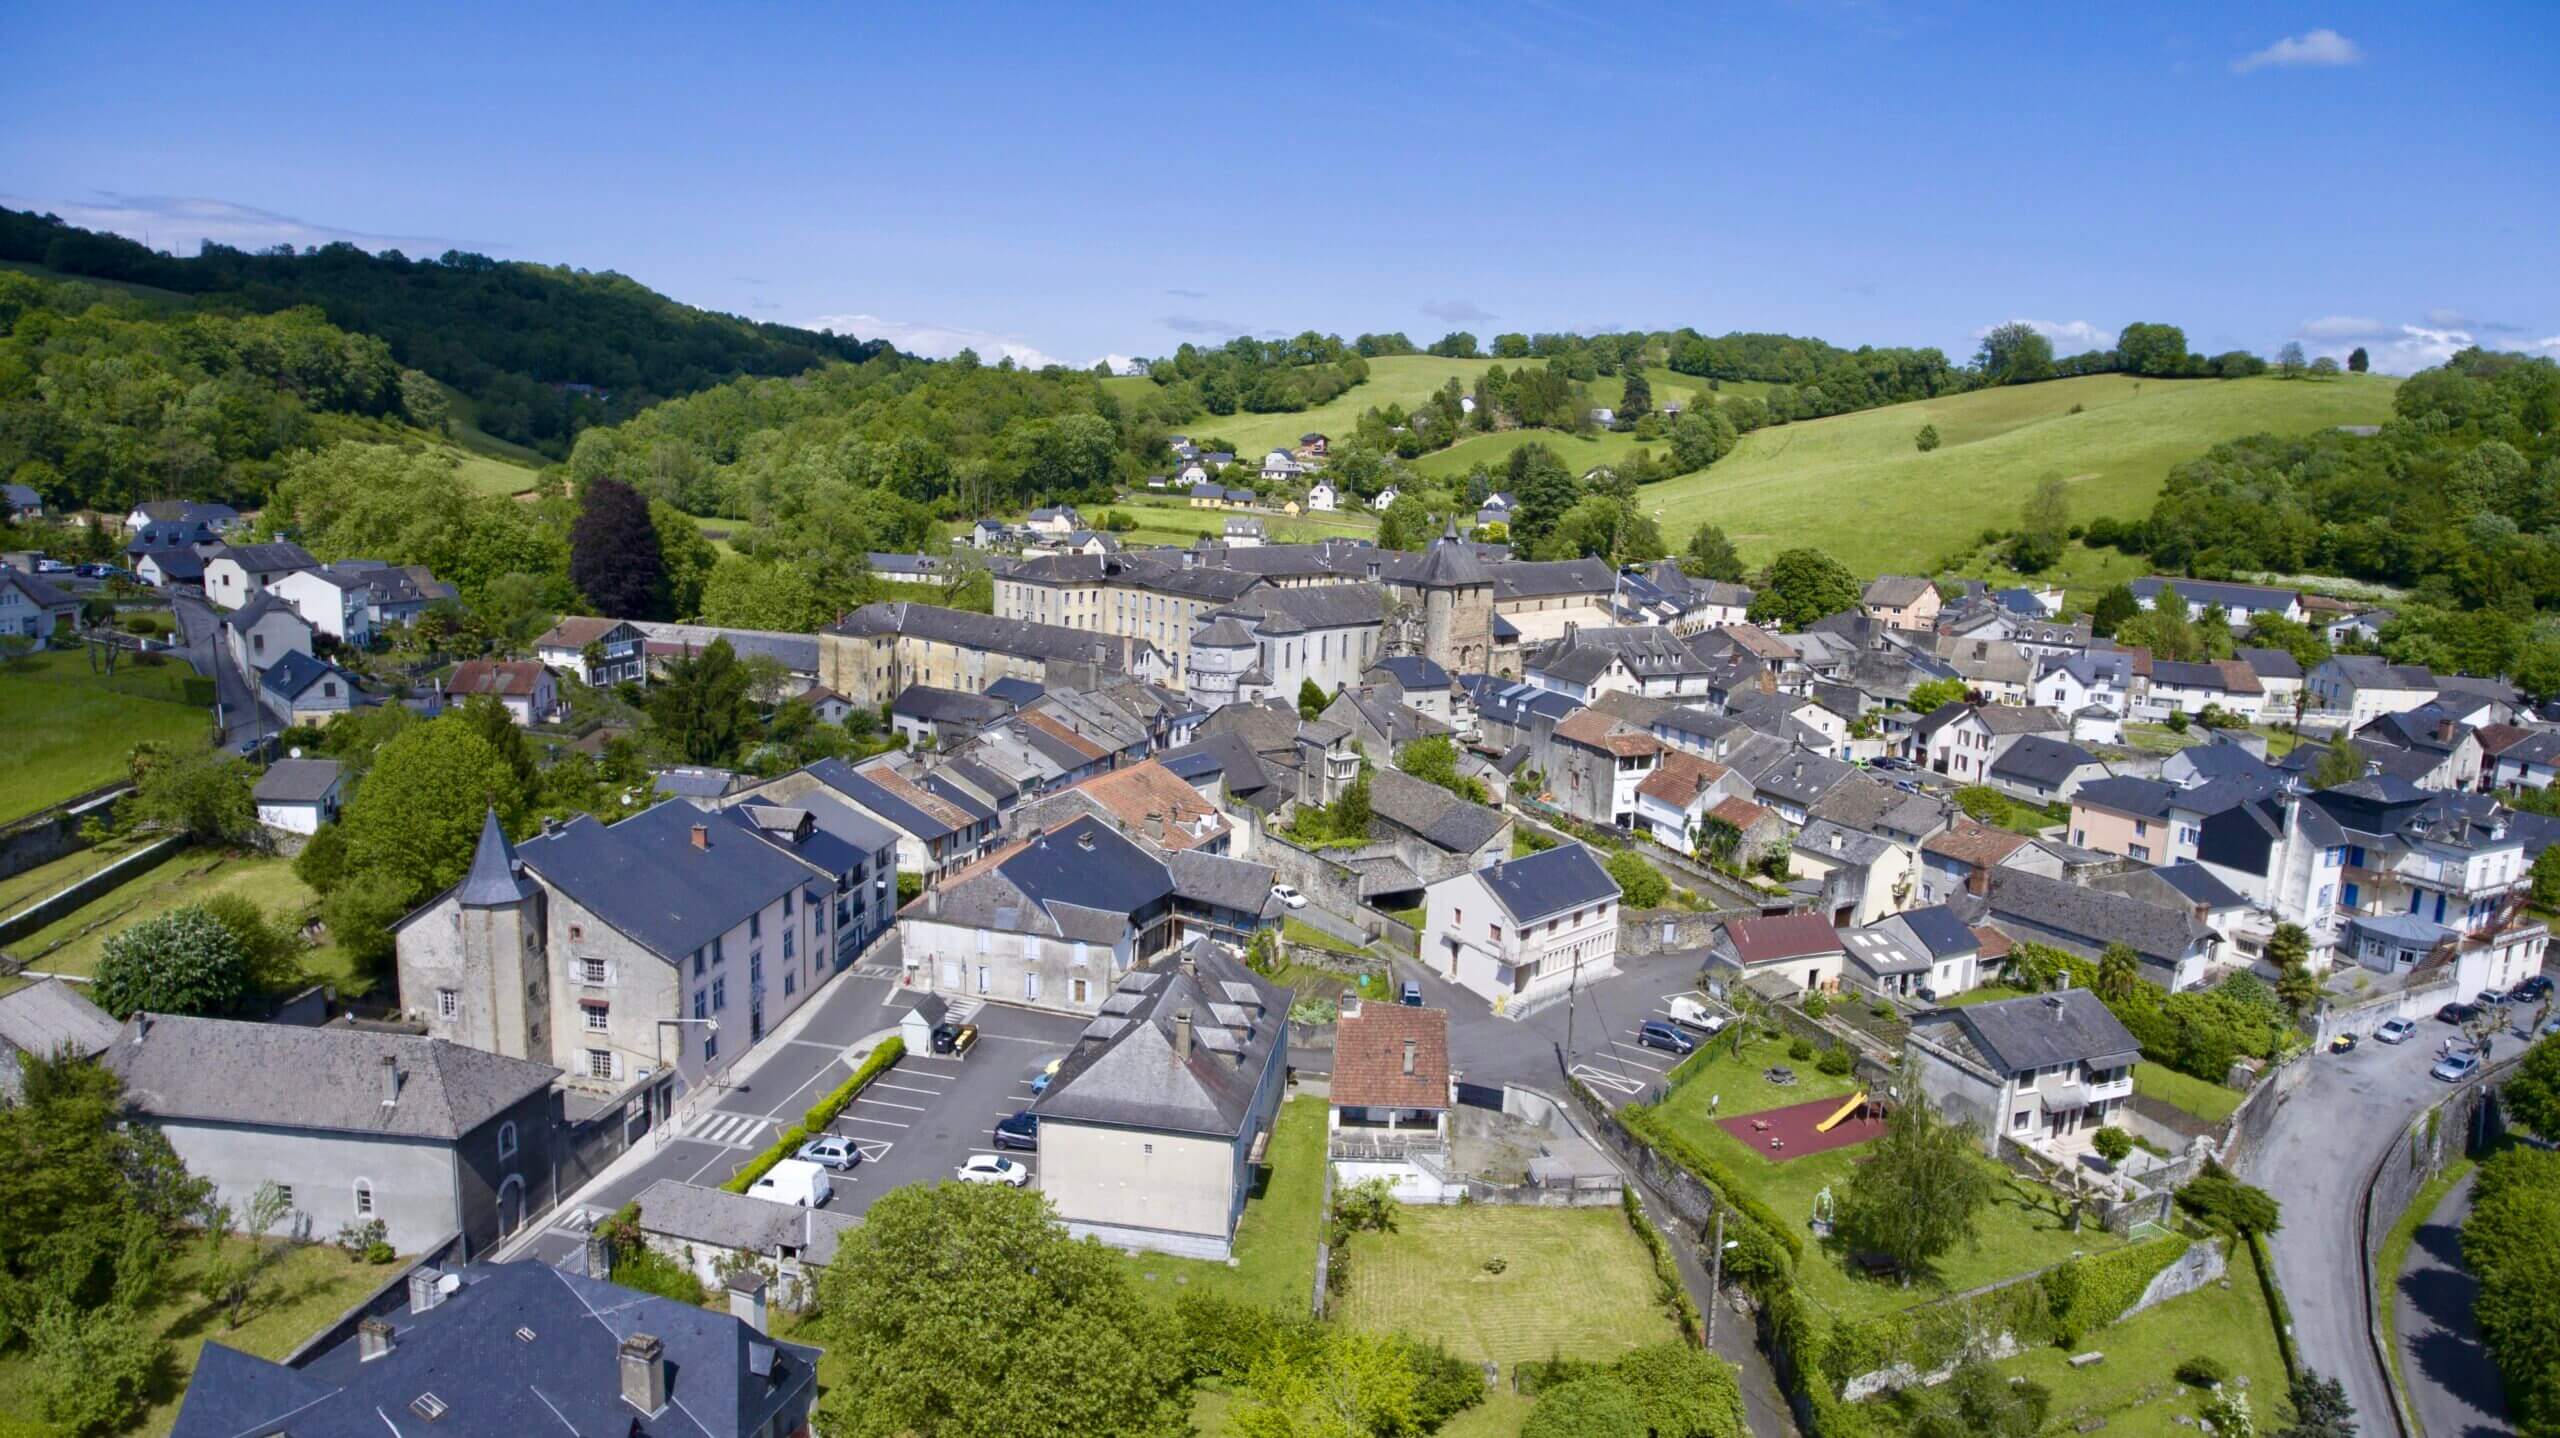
726, 1270, 770, 1335
1174, 1008, 1194, 1060
690, 822, 709, 850
1829, 831, 1842, 852
620, 1333, 669, 1415
1402, 1038, 1417, 1075
357, 1316, 394, 1362
582, 1228, 615, 1280
379, 1054, 399, 1108
1341, 992, 1362, 1019
407, 1265, 447, 1315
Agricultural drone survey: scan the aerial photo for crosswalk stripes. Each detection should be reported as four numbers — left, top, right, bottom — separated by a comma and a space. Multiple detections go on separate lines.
945, 996, 987, 1023
685, 1111, 771, 1149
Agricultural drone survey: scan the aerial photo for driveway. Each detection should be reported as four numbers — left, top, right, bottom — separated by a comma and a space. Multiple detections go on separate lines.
169, 591, 261, 749
2393, 1169, 2510, 1438
1396, 942, 1709, 1107
518, 964, 1088, 1269
2240, 1023, 2475, 1437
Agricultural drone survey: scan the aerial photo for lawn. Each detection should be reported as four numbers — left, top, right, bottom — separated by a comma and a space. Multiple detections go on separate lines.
1646, 1034, 2127, 1320
1187, 356, 1498, 458
1194, 1382, 1536, 1437
1116, 1095, 1328, 1314
0, 837, 159, 918
1936, 984, 2033, 1009
0, 1238, 397, 1438
1919, 1247, 2289, 1438
0, 648, 215, 822
1334, 1204, 1683, 1368
1410, 425, 1666, 484
1644, 373, 2398, 576
12, 845, 362, 995
2133, 1061, 2243, 1125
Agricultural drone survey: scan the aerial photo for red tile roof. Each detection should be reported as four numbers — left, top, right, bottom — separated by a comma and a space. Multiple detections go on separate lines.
1922, 819, 2030, 868
447, 659, 547, 698
1555, 708, 1662, 758
1708, 795, 1774, 829
1331, 1004, 1450, 1111
1067, 761, 1230, 852
1635, 750, 1730, 808
1723, 912, 1844, 964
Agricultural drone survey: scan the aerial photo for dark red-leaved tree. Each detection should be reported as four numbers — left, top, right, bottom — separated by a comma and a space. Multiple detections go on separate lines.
569, 476, 665, 619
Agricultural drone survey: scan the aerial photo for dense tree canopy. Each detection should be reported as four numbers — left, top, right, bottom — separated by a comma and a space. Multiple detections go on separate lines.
1748, 548, 1862, 629
2464, 1145, 2560, 1435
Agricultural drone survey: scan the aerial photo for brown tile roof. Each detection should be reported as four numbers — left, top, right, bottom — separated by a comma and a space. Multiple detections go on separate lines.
1716, 624, 1795, 661
1066, 761, 1230, 852
868, 766, 975, 832
2476, 723, 2534, 758
1921, 818, 2031, 868
1555, 708, 1663, 758
1970, 925, 2014, 959
447, 659, 547, 698
1019, 708, 1109, 762
1635, 750, 1730, 808
2211, 660, 2264, 696
1331, 1004, 1450, 1111
1708, 795, 1774, 829
1723, 912, 1844, 964
535, 616, 626, 649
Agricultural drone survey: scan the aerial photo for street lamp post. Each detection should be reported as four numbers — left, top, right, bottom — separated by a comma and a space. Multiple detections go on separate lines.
652, 1017, 719, 1141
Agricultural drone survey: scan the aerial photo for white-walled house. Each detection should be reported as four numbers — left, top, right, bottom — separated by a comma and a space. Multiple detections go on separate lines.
1420, 844, 1620, 1017
265, 566, 376, 645
1305, 481, 1338, 512
202, 542, 317, 611
253, 758, 343, 835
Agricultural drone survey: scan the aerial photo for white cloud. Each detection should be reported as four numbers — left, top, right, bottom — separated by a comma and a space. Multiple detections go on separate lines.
2424, 307, 2474, 329
803, 312, 1064, 368
1975, 318, 2115, 350
2232, 28, 2362, 74
2, 190, 456, 255
2526, 335, 2560, 357
1160, 314, 1250, 337
2294, 322, 2478, 376
1090, 353, 1143, 375
2297, 315, 2390, 340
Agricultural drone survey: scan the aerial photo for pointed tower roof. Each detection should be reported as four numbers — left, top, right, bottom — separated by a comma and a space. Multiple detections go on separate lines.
457, 808, 536, 907
1415, 521, 1488, 589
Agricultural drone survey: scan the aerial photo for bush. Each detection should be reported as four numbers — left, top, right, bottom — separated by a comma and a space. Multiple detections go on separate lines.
1622, 1188, 1701, 1340
1523, 1375, 1648, 1438
2177, 1354, 2230, 1388
1816, 1045, 1855, 1077
1803, 991, 1830, 1019
2177, 1164, 2282, 1235
1606, 848, 1669, 909
1788, 1036, 1815, 1062
2091, 1126, 2133, 1164
610, 1245, 707, 1305
92, 905, 252, 1018
726, 1037, 905, 1194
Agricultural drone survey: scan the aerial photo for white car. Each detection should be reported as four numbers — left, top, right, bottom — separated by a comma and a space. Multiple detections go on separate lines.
2374, 1018, 2417, 1045
956, 1152, 1031, 1187
1270, 883, 1309, 910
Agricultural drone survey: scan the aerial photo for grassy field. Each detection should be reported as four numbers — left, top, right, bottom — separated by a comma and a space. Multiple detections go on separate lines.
0, 257, 195, 306
13, 845, 360, 994
0, 1238, 394, 1437
1334, 1204, 1683, 1367
1648, 1035, 2126, 1320
1410, 425, 1667, 483
1936, 984, 2034, 1009
1930, 1247, 2289, 1438
961, 494, 1379, 551
1587, 367, 1778, 412
2133, 1061, 2243, 1125
1180, 356, 1497, 457
1115, 1095, 1327, 1313
0, 648, 215, 822
1644, 373, 2398, 576
0, 837, 164, 917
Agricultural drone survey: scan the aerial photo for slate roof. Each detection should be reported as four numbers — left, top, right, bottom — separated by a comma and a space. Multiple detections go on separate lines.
1979, 869, 2213, 966
1035, 941, 1286, 1138
219, 590, 307, 635
2236, 646, 2304, 681
105, 1014, 557, 1141
1843, 922, 1930, 976
1367, 766, 1506, 854
1722, 912, 1845, 964
1862, 574, 1935, 609
513, 800, 817, 961
2144, 860, 2247, 910
1494, 557, 1616, 601
2130, 577, 2300, 613
1367, 654, 1452, 691
1944, 989, 2141, 1075
1332, 1004, 1450, 1111
2070, 775, 2182, 820
206, 540, 317, 575
808, 756, 969, 840
1896, 904, 1981, 957
169, 1260, 816, 1438
258, 649, 351, 701
632, 1178, 860, 1268
1990, 735, 2101, 787
907, 815, 1174, 943
1168, 849, 1280, 914
252, 757, 341, 803
1795, 819, 1893, 868
0, 979, 117, 1097
828, 601, 1147, 670
891, 684, 1017, 726
1466, 843, 1620, 925
2322, 654, 2437, 692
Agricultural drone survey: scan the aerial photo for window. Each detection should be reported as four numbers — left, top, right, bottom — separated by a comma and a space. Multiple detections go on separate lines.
2128, 844, 2149, 861
577, 956, 607, 984
782, 890, 793, 916
1488, 922, 1502, 942
750, 954, 763, 987
693, 989, 707, 1021
352, 1180, 374, 1215
783, 931, 795, 960
497, 1121, 517, 1159
437, 988, 459, 1019
749, 913, 762, 940
713, 935, 726, 964
703, 1031, 719, 1062
587, 1049, 615, 1080
1026, 972, 1041, 1001
275, 1183, 295, 1208
692, 949, 704, 977
582, 1003, 609, 1033
783, 970, 796, 997
977, 966, 990, 994
712, 977, 727, 1011
2012, 1110, 2031, 1132
568, 923, 583, 942
1072, 977, 1090, 1004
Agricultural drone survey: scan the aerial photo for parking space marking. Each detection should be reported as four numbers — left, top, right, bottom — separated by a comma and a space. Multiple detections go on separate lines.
1572, 1064, 1647, 1097
868, 1081, 945, 1097
854, 1096, 927, 1112
852, 1138, 894, 1161
834, 1113, 911, 1129
784, 1040, 849, 1053
1604, 1043, 1669, 1072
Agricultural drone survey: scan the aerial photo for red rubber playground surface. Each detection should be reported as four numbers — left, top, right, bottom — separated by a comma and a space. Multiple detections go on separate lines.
1716, 1092, 1889, 1162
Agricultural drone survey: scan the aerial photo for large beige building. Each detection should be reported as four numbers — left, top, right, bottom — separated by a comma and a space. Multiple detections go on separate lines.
818, 600, 1169, 705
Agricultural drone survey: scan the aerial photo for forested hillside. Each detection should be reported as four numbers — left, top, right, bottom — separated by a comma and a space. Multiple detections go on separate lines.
0, 206, 897, 457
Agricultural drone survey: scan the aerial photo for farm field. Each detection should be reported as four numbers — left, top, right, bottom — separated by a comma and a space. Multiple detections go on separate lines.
1644, 373, 2398, 576
1588, 366, 1778, 411
1114, 1096, 1327, 1314
0, 1238, 395, 1438
12, 845, 359, 995
1177, 355, 1496, 457
1332, 1204, 1682, 1367
959, 494, 1379, 551
1410, 425, 1667, 483
0, 648, 214, 822
1642, 1035, 2128, 1321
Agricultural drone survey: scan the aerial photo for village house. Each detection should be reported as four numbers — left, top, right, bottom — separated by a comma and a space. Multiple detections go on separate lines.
446, 658, 561, 726
1918, 704, 2069, 783
0, 568, 80, 648
1987, 734, 2110, 805
1968, 868, 2221, 990
534, 616, 650, 687
1545, 708, 1664, 829
2306, 655, 2441, 725
1327, 1000, 1455, 1202
1707, 911, 1850, 998
1861, 574, 1942, 631
220, 592, 313, 677
2129, 577, 2306, 626
1906, 988, 2140, 1155
202, 540, 318, 610
1031, 940, 1289, 1259
1420, 844, 1621, 1015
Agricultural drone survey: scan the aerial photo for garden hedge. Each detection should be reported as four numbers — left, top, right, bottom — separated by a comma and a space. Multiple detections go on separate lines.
723, 1036, 904, 1194
1617, 1101, 1803, 1264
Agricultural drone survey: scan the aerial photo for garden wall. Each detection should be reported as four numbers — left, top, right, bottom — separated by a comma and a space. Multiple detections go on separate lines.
0, 783, 129, 884
0, 832, 188, 951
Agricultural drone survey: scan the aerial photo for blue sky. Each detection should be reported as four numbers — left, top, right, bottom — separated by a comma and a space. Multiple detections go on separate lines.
5, 3, 2554, 374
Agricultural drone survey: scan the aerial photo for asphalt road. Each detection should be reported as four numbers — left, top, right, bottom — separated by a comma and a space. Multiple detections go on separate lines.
521, 957, 1088, 1269
169, 591, 262, 749
2393, 1170, 2510, 1438
2241, 1023, 2469, 1437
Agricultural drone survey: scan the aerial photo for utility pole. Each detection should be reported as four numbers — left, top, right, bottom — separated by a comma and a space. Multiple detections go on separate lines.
1704, 1209, 1726, 1349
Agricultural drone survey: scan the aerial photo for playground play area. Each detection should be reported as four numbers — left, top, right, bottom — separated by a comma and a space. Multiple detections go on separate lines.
1716, 1089, 1889, 1161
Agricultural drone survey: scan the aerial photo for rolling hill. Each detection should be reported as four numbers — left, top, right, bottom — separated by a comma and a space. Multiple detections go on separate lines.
1644, 372, 2399, 576
1161, 355, 1492, 457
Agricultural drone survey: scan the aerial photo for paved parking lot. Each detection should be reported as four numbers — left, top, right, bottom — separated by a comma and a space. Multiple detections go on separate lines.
1386, 942, 1710, 1105
519, 967, 1087, 1268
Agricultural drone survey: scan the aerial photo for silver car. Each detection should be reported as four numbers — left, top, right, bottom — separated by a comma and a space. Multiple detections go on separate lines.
796, 1135, 862, 1171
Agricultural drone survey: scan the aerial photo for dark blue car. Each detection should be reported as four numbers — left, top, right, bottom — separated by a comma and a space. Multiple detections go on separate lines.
1637, 1019, 1696, 1055
993, 1110, 1039, 1151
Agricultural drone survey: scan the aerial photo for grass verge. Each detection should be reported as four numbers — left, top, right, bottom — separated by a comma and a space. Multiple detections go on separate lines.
0, 649, 214, 823
2133, 1061, 2243, 1125
1115, 1094, 1328, 1314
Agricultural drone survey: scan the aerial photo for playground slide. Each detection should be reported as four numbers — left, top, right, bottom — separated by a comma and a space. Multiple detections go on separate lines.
1814, 1091, 1867, 1134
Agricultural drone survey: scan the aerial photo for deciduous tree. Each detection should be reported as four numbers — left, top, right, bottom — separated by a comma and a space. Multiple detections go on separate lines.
128, 745, 257, 847
568, 476, 665, 618
1747, 548, 1860, 630
1836, 1069, 1996, 1283
1914, 423, 1940, 452
1975, 323, 2055, 385
92, 906, 252, 1019
1683, 523, 1746, 583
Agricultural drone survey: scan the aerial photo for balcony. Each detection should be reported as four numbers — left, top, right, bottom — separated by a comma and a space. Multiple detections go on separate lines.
1328, 1130, 1448, 1162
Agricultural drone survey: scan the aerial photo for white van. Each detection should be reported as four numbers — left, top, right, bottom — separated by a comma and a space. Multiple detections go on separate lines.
747, 1157, 834, 1209
1667, 996, 1728, 1035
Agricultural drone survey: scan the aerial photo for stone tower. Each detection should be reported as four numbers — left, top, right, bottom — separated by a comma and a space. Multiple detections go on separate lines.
452, 808, 550, 1065
1413, 521, 1494, 675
